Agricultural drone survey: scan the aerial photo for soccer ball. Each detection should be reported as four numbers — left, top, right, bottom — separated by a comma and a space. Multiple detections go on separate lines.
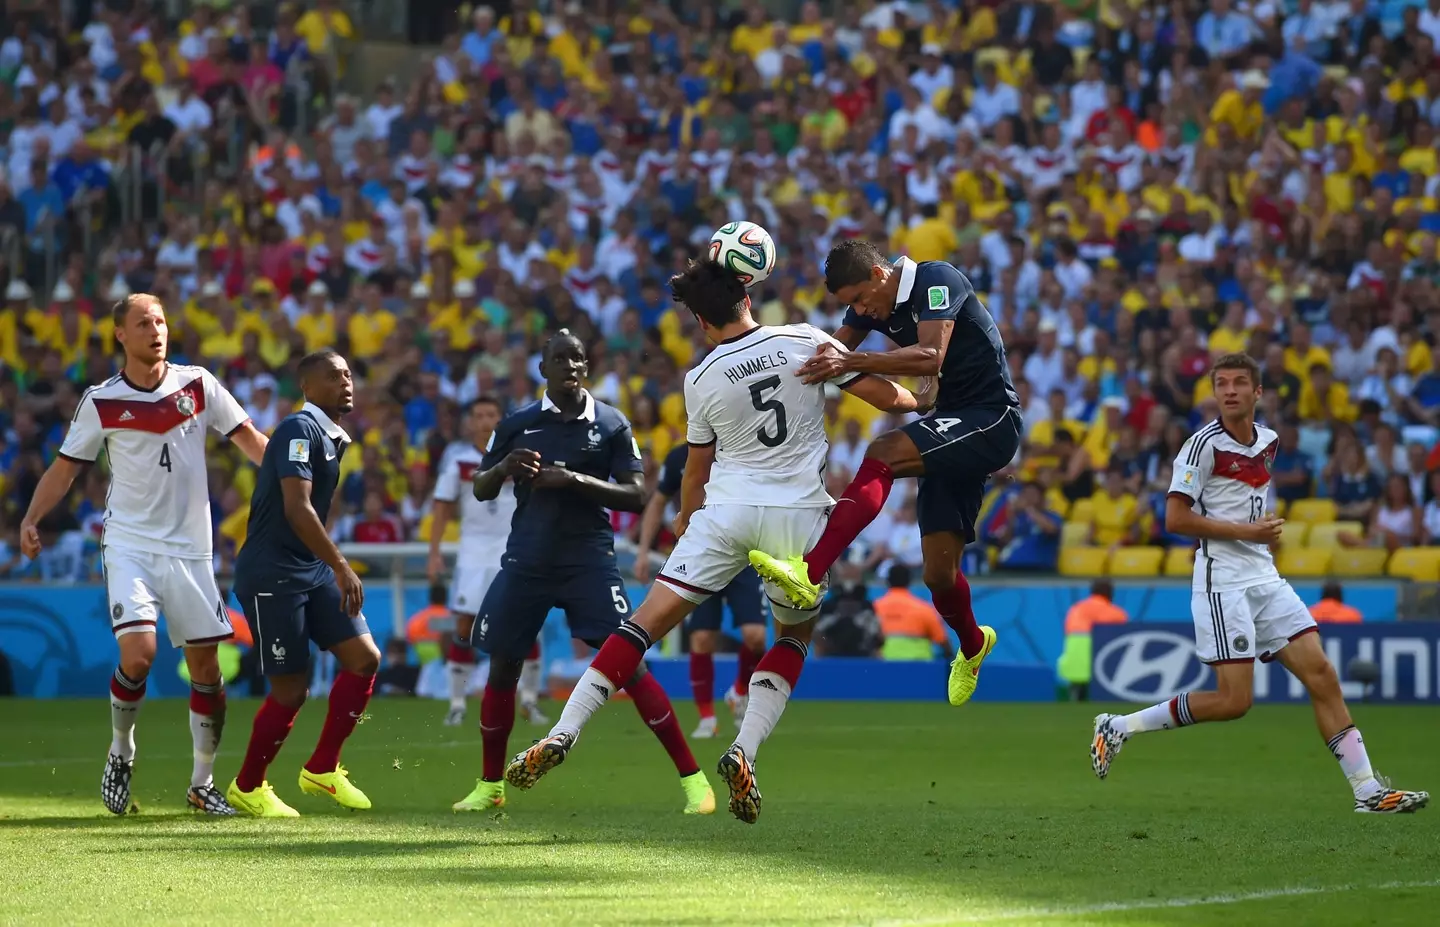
708, 221, 777, 287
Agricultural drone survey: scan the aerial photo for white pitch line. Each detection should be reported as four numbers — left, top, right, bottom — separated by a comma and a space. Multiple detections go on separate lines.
0, 739, 474, 769
872, 880, 1440, 926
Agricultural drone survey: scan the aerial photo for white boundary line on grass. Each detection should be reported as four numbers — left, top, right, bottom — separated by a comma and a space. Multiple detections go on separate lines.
0, 740, 474, 768
873, 879, 1440, 925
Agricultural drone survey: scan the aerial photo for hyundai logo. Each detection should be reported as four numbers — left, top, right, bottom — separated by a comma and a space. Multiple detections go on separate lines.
1095, 631, 1210, 702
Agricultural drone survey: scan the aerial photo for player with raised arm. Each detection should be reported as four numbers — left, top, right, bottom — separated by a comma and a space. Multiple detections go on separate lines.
19, 293, 269, 816
748, 240, 1023, 707
505, 261, 923, 823
635, 443, 768, 739
427, 397, 546, 727
1091, 353, 1428, 814
451, 331, 714, 815
226, 350, 383, 818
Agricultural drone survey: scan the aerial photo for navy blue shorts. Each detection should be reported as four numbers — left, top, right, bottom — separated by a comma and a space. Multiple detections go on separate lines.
688, 568, 768, 632
237, 579, 371, 678
472, 558, 632, 660
903, 406, 1022, 542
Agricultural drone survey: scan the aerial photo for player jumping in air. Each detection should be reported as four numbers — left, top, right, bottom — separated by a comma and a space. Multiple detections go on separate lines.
20, 293, 269, 815
506, 261, 922, 822
1091, 353, 1428, 814
635, 443, 769, 739
227, 350, 383, 817
748, 240, 1022, 707
427, 397, 547, 728
452, 330, 714, 815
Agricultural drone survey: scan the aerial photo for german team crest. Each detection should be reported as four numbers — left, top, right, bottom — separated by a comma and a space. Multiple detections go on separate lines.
175, 392, 196, 417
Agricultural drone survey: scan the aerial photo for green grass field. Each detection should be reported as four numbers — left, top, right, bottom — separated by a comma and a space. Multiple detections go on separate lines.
0, 698, 1435, 925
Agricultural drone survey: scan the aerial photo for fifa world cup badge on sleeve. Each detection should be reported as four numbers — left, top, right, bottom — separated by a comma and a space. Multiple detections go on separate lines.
927, 286, 948, 309
288, 439, 310, 463
1181, 468, 1196, 488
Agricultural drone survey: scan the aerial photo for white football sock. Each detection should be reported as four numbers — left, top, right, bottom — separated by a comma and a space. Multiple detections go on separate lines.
519, 658, 542, 705
550, 667, 614, 740
1328, 726, 1382, 798
733, 671, 791, 760
1114, 695, 1190, 735
446, 661, 469, 711
110, 670, 144, 761
188, 681, 224, 788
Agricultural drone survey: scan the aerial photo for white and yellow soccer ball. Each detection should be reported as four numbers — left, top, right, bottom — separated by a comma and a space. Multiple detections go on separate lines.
708, 221, 777, 287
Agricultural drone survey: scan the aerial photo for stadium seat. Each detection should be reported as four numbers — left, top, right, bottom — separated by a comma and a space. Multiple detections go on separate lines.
1276, 547, 1333, 577
1060, 521, 1090, 548
1107, 547, 1163, 577
1307, 521, 1363, 549
1387, 547, 1440, 582
1277, 522, 1310, 548
1069, 498, 1094, 524
1287, 499, 1337, 525
1163, 546, 1195, 576
1059, 546, 1108, 577
1329, 548, 1389, 578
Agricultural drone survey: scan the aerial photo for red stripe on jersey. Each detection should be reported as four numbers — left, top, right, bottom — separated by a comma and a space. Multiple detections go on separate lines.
1211, 441, 1278, 489
93, 378, 207, 434
458, 462, 481, 481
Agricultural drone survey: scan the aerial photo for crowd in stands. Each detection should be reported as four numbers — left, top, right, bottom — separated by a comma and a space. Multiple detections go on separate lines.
3, 0, 1440, 583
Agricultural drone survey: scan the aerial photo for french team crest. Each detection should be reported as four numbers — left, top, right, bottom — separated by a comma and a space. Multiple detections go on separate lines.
175, 392, 196, 417
586, 425, 602, 449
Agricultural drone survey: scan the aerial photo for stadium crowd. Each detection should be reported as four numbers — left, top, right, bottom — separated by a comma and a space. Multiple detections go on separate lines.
3, 0, 1440, 583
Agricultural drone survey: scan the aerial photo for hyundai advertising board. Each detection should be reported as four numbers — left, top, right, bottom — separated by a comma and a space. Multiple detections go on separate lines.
1090, 623, 1440, 704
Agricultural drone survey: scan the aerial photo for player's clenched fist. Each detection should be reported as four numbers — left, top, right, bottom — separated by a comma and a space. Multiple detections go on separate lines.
500, 449, 542, 480
19, 522, 42, 559
1246, 515, 1285, 545
796, 341, 848, 385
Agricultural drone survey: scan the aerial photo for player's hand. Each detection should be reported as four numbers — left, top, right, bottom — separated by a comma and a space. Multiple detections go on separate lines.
501, 449, 542, 480
633, 553, 652, 582
797, 342, 848, 385
672, 513, 690, 539
19, 522, 42, 559
1247, 515, 1285, 545
426, 549, 445, 583
530, 466, 575, 489
336, 560, 365, 617
915, 376, 938, 414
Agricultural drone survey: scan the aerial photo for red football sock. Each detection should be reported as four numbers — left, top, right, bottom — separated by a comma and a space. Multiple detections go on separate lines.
625, 672, 699, 777
527, 641, 541, 661
734, 643, 761, 696
304, 671, 375, 775
933, 570, 985, 658
446, 641, 475, 663
480, 682, 516, 782
689, 651, 715, 718
803, 458, 894, 584
236, 696, 300, 792
756, 637, 808, 690
591, 626, 649, 688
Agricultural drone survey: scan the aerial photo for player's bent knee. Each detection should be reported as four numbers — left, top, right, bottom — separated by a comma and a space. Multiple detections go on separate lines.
923, 571, 956, 595
1215, 690, 1253, 721
1300, 659, 1343, 700
488, 658, 524, 690
270, 678, 309, 709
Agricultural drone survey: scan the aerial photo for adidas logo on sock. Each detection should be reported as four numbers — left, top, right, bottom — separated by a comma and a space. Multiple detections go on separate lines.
590, 682, 610, 698
753, 678, 780, 691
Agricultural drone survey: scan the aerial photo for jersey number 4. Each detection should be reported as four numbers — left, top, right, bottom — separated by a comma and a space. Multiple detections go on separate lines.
158, 443, 172, 472
748, 375, 789, 448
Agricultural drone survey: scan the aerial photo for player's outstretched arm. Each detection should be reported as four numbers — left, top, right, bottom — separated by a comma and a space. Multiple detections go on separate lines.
17, 457, 86, 558
228, 421, 270, 465
675, 442, 715, 538
281, 476, 365, 615
1164, 494, 1283, 545
798, 320, 954, 384
472, 449, 540, 501
842, 374, 925, 415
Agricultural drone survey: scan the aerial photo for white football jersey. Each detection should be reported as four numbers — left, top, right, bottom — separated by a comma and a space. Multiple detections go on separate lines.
684, 324, 862, 508
59, 364, 249, 559
433, 441, 515, 557
1168, 420, 1280, 592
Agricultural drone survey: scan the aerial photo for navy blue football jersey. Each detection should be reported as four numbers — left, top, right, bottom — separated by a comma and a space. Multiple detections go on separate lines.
482, 392, 643, 570
842, 258, 1019, 412
235, 404, 349, 591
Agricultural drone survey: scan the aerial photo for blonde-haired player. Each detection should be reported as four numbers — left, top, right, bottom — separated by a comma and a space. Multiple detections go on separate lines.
20, 293, 269, 815
1091, 353, 1428, 814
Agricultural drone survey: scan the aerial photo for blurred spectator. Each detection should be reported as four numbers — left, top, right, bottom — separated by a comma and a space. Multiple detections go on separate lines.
989, 481, 1062, 571
814, 557, 881, 658
376, 638, 419, 697
1310, 582, 1364, 624
874, 564, 952, 662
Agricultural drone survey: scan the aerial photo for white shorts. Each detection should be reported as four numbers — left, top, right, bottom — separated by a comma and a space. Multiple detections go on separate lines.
450, 563, 501, 615
658, 504, 830, 626
103, 547, 231, 648
1191, 580, 1317, 664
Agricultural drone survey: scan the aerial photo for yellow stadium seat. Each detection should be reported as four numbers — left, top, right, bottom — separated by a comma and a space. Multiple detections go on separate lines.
1108, 547, 1164, 577
1059, 547, 1109, 577
1069, 498, 1094, 524
415, 513, 461, 544
1307, 521, 1364, 549
1061, 521, 1091, 548
1164, 546, 1195, 577
1329, 548, 1390, 578
1388, 547, 1440, 582
1275, 499, 1288, 518
1276, 547, 1333, 577
1277, 522, 1310, 548
1287, 499, 1337, 525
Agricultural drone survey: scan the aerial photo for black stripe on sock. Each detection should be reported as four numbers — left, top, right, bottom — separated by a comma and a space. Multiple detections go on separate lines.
1176, 693, 1193, 726
1327, 725, 1355, 753
777, 637, 809, 659
190, 680, 221, 694
616, 620, 653, 654
113, 668, 145, 691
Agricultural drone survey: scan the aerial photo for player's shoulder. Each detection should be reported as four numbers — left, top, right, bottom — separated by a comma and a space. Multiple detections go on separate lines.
593, 398, 631, 431
1177, 420, 1226, 463
503, 399, 544, 425
274, 410, 321, 438
78, 373, 126, 404
1256, 423, 1279, 447
913, 260, 977, 303
771, 322, 826, 345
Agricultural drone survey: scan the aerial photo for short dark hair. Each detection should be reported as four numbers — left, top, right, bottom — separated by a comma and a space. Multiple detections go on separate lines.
298, 348, 342, 380
1091, 579, 1115, 600
887, 563, 912, 589
824, 239, 889, 293
542, 328, 585, 361
469, 395, 502, 413
1210, 352, 1261, 386
1322, 581, 1343, 602
669, 259, 748, 328
110, 292, 160, 329
429, 583, 447, 606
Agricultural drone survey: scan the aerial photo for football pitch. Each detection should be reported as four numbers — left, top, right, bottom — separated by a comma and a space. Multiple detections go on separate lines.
1, 699, 1435, 926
